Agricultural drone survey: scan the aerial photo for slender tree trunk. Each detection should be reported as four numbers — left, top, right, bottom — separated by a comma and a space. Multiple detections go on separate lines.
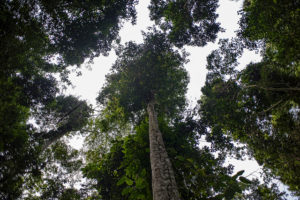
147, 100, 180, 200
39, 102, 85, 151
41, 126, 68, 151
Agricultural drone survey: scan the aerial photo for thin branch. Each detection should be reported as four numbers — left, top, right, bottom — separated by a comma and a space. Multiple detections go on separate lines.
245, 85, 300, 92
245, 168, 261, 178
34, 102, 85, 140
258, 99, 283, 115
57, 102, 84, 124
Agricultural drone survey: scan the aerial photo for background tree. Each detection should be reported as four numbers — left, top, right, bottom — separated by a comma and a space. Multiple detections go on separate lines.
22, 141, 84, 200
199, 1, 300, 192
0, 0, 137, 198
0, 95, 91, 199
239, 0, 300, 66
0, 0, 138, 151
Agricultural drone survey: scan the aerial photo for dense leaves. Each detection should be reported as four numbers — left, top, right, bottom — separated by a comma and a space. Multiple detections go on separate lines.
149, 0, 221, 47
0, 0, 137, 198
0, 95, 91, 199
200, 63, 300, 193
199, 0, 300, 193
97, 30, 189, 120
1, 0, 137, 67
239, 0, 300, 65
83, 114, 286, 199
1, 0, 299, 198
23, 141, 84, 200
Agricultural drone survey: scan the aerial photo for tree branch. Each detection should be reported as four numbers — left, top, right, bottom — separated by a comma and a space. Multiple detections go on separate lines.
258, 99, 283, 115
57, 102, 84, 124
245, 85, 300, 92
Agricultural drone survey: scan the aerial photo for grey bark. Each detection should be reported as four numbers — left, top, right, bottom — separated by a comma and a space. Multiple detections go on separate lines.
41, 128, 67, 151
39, 102, 85, 151
147, 100, 180, 200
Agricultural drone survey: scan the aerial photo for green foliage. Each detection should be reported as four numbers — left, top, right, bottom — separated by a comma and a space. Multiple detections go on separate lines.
39, 95, 92, 133
201, 1, 300, 193
149, 0, 221, 47
0, 78, 29, 152
83, 139, 128, 200
23, 141, 84, 200
0, 94, 91, 199
234, 180, 287, 200
201, 59, 300, 195
1, 0, 137, 67
239, 0, 300, 65
83, 114, 284, 199
97, 30, 189, 120
1, 0, 137, 198
200, 6, 300, 193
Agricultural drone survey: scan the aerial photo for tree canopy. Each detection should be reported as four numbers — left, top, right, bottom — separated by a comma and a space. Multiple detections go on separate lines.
0, 0, 137, 198
199, 0, 300, 195
97, 30, 189, 120
1, 0, 300, 199
149, 0, 221, 47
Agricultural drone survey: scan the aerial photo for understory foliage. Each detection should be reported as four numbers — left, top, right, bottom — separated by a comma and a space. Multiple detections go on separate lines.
83, 114, 287, 200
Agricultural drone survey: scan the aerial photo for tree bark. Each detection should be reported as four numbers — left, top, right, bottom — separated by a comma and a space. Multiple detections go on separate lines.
39, 102, 85, 151
41, 126, 69, 151
147, 100, 180, 200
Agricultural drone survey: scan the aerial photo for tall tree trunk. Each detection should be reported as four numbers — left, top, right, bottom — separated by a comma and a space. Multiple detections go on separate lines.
147, 100, 180, 200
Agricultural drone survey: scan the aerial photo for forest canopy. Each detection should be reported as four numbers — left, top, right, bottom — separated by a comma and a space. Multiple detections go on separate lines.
0, 0, 299, 199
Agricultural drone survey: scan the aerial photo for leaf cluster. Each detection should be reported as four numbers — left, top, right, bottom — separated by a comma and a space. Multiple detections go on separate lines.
98, 31, 189, 121
149, 0, 221, 47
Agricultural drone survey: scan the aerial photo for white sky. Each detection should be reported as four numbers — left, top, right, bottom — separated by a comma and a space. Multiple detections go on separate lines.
66, 0, 294, 198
